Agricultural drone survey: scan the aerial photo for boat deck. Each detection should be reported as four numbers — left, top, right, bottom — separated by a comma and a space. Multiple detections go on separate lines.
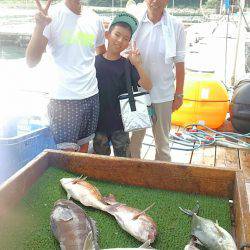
143, 122, 250, 216
140, 123, 250, 175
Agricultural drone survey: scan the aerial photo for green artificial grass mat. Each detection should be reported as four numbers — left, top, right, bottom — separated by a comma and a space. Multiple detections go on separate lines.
0, 167, 232, 250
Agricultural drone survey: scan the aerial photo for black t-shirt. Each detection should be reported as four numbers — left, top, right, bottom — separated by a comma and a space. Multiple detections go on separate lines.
95, 54, 140, 136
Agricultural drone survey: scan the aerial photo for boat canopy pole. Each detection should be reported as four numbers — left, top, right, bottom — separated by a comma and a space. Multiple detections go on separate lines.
220, 0, 224, 15
224, 0, 230, 86
231, 0, 245, 86
238, 3, 250, 31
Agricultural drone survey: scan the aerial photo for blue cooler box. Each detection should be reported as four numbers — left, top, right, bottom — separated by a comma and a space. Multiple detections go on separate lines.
0, 127, 55, 184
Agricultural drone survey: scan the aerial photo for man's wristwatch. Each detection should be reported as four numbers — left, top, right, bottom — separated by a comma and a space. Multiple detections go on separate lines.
174, 93, 184, 99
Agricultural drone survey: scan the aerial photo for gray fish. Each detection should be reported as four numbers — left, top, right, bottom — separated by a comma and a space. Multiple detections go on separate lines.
180, 203, 237, 250
50, 199, 99, 250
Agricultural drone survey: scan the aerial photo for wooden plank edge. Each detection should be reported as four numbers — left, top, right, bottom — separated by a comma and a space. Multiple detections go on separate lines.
47, 149, 236, 198
0, 151, 50, 217
234, 172, 250, 249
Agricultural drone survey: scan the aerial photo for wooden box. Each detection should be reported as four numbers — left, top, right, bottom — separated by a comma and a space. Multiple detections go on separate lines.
0, 150, 249, 249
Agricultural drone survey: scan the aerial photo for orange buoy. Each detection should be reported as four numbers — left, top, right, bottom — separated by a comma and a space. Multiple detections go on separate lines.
172, 71, 229, 129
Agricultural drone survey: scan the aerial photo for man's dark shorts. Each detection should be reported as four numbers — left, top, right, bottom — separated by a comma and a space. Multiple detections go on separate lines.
48, 94, 99, 149
93, 130, 131, 157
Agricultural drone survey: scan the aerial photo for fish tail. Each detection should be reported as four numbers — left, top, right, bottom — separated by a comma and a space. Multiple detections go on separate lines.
101, 194, 117, 205
101, 194, 125, 214
105, 203, 123, 215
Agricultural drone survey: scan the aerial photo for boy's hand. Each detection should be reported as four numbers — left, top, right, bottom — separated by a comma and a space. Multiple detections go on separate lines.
128, 42, 142, 68
34, 0, 52, 27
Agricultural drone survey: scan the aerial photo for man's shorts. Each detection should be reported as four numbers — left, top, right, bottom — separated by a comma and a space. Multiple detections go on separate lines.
93, 130, 131, 157
48, 94, 99, 149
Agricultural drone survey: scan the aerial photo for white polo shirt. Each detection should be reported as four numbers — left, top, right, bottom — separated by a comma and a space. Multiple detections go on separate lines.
135, 13, 186, 103
43, 3, 105, 100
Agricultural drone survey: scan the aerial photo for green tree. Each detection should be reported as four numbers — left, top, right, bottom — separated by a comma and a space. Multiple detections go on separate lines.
205, 0, 220, 8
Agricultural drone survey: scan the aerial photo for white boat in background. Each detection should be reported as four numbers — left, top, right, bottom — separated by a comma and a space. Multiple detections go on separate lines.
186, 18, 249, 87
186, 0, 250, 87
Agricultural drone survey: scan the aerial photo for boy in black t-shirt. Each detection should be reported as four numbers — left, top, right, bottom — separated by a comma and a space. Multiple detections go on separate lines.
94, 12, 152, 157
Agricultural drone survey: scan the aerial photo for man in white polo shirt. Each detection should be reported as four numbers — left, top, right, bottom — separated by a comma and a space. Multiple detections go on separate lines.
26, 0, 106, 152
130, 0, 185, 161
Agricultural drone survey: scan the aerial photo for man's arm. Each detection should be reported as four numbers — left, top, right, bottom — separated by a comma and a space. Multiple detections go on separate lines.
172, 62, 185, 112
26, 2, 51, 68
26, 24, 48, 68
175, 62, 185, 95
95, 16, 106, 55
172, 19, 186, 112
95, 44, 106, 55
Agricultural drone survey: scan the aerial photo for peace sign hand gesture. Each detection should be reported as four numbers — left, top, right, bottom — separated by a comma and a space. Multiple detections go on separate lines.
34, 0, 52, 27
128, 42, 142, 68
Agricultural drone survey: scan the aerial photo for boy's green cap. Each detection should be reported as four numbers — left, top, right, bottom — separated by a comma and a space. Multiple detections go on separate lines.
110, 12, 138, 35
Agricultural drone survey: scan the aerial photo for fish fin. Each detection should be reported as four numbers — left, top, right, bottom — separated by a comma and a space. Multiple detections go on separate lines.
139, 239, 151, 248
193, 201, 200, 215
102, 194, 117, 205
89, 217, 98, 235
72, 175, 87, 184
184, 237, 203, 250
50, 219, 59, 239
51, 206, 73, 222
132, 203, 155, 220
72, 179, 78, 184
214, 222, 225, 238
179, 201, 200, 217
79, 197, 90, 207
83, 232, 95, 250
87, 217, 99, 250
187, 236, 202, 247
179, 207, 194, 216
81, 175, 88, 181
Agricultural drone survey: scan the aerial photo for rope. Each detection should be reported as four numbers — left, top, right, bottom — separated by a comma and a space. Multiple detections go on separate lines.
143, 124, 250, 151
